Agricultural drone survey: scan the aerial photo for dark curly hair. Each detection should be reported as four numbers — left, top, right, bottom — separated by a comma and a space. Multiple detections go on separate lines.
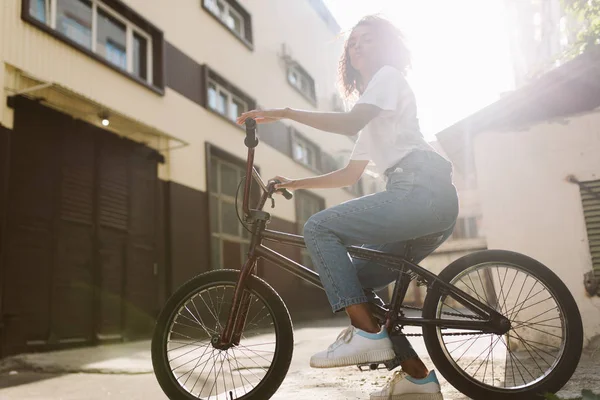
339, 15, 411, 99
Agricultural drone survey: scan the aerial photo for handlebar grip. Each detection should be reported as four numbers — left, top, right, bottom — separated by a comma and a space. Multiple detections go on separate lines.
280, 189, 293, 200
244, 118, 259, 148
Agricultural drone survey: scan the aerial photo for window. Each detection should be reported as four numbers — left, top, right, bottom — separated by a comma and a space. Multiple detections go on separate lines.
209, 155, 251, 269
291, 129, 320, 170
30, 0, 49, 23
287, 64, 316, 104
207, 80, 248, 122
57, 0, 92, 49
23, 0, 161, 90
205, 68, 255, 124
202, 0, 253, 47
295, 191, 325, 270
451, 216, 482, 240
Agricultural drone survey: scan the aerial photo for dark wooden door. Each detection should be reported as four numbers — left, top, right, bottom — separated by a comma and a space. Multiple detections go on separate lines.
2, 99, 61, 355
51, 120, 96, 344
125, 145, 159, 338
1, 97, 159, 355
95, 134, 131, 340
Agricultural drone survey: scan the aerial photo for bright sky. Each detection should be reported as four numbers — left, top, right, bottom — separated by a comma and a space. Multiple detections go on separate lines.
323, 0, 516, 141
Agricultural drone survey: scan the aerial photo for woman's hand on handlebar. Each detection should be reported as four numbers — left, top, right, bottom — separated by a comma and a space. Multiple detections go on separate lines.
271, 176, 297, 192
237, 108, 289, 125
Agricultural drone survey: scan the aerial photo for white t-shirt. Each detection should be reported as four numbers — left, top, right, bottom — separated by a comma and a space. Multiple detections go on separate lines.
350, 65, 435, 176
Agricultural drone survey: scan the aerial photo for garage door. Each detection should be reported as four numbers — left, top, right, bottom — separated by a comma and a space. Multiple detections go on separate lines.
1, 97, 160, 356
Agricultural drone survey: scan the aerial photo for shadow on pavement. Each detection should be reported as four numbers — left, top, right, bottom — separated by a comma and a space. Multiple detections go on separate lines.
0, 371, 63, 390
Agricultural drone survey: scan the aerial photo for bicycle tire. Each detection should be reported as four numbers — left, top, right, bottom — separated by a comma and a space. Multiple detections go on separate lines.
151, 269, 294, 400
422, 250, 583, 400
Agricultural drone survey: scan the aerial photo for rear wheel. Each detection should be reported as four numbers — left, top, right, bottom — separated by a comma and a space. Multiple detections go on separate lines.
422, 250, 583, 400
152, 270, 294, 400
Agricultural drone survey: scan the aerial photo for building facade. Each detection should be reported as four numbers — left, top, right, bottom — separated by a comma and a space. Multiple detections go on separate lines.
0, 0, 372, 357
437, 48, 600, 347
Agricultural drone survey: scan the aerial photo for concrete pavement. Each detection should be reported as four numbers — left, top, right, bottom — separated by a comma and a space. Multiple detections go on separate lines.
1, 318, 598, 400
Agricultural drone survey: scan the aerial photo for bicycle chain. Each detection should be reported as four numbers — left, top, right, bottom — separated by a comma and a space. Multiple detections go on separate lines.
394, 305, 489, 337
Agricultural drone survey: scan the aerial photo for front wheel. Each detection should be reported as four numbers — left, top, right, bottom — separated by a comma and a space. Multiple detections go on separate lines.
151, 270, 294, 400
422, 250, 583, 400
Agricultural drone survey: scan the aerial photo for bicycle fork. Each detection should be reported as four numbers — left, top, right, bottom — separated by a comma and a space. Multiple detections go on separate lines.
216, 218, 267, 349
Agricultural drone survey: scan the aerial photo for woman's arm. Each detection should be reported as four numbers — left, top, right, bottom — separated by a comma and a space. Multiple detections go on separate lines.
284, 104, 381, 136
275, 160, 369, 191
237, 104, 382, 136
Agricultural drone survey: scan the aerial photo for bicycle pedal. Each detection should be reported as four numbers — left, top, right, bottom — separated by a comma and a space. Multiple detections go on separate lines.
357, 363, 387, 372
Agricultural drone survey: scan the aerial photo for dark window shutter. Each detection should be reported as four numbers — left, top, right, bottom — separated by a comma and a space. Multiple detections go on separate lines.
580, 179, 600, 294
98, 136, 130, 230
60, 122, 95, 225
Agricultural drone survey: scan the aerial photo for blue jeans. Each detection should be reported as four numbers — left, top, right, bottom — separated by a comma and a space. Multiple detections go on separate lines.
303, 150, 459, 366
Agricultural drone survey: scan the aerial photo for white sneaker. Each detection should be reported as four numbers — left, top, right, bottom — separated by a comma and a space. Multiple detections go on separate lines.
370, 370, 444, 400
309, 325, 395, 368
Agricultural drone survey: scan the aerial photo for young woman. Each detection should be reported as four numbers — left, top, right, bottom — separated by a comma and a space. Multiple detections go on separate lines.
237, 15, 457, 400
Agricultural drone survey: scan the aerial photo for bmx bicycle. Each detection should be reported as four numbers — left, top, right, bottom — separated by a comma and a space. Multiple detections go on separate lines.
151, 118, 583, 400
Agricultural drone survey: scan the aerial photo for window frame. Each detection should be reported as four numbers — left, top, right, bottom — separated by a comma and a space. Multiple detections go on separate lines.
290, 128, 321, 171
287, 63, 317, 105
207, 79, 248, 123
204, 66, 256, 127
202, 0, 253, 50
205, 144, 261, 270
22, 0, 164, 94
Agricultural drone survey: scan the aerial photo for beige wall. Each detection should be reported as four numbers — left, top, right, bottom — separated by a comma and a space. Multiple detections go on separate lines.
1, 0, 358, 223
472, 111, 600, 345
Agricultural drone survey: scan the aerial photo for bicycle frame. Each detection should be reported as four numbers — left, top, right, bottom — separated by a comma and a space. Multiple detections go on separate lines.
217, 119, 509, 348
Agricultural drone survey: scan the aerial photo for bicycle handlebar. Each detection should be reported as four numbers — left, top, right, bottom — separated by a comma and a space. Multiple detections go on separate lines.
244, 117, 259, 148
272, 181, 293, 200
243, 118, 293, 201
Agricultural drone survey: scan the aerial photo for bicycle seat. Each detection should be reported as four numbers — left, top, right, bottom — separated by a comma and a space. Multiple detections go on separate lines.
409, 231, 446, 245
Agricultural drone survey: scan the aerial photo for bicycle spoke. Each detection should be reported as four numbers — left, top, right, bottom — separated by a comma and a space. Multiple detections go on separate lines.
236, 345, 274, 365
507, 285, 545, 319
476, 269, 491, 308
169, 342, 211, 364
231, 347, 266, 383
164, 283, 278, 399
172, 347, 215, 373
516, 324, 563, 339
438, 262, 568, 392
511, 307, 557, 329
178, 311, 216, 337
187, 349, 218, 392
501, 268, 519, 316
464, 274, 489, 306
168, 339, 209, 353
181, 346, 214, 386
509, 330, 547, 374
472, 335, 502, 383
496, 266, 509, 315
454, 334, 481, 363
510, 330, 557, 366
462, 335, 502, 372
513, 314, 561, 327
225, 351, 238, 399
500, 336, 529, 384
443, 334, 493, 345
508, 274, 530, 321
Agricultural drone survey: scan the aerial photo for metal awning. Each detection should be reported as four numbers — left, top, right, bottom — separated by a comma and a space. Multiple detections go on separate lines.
5, 69, 189, 152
